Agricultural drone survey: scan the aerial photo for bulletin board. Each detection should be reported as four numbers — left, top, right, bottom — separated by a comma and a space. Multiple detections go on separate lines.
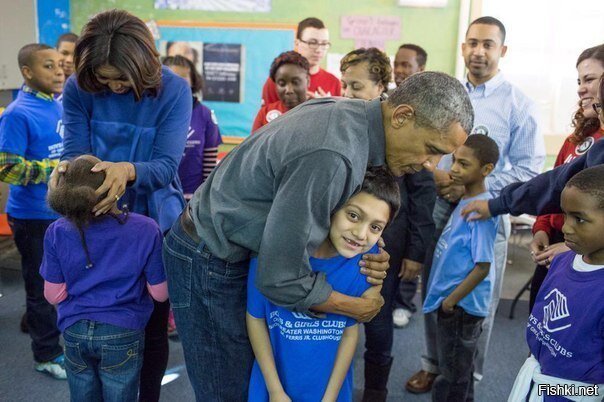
156, 21, 296, 141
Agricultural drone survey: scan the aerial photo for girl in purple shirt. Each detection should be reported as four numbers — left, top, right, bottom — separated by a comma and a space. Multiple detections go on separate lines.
41, 155, 168, 401
162, 55, 222, 200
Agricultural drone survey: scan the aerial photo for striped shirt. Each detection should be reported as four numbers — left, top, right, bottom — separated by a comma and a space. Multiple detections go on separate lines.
0, 85, 60, 185
439, 72, 545, 197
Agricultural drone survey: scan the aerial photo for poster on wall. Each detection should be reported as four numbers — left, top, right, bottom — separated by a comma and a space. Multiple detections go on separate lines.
202, 43, 244, 103
159, 41, 204, 75
155, 0, 271, 12
340, 16, 401, 50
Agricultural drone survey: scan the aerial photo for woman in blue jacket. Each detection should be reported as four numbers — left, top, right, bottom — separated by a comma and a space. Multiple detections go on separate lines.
56, 9, 192, 401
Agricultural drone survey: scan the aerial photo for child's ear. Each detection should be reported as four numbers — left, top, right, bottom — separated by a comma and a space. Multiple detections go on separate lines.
21, 66, 33, 81
481, 163, 495, 177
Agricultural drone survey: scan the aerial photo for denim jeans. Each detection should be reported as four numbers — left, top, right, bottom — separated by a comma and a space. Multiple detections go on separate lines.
162, 216, 254, 402
432, 307, 484, 402
7, 216, 63, 363
63, 320, 144, 402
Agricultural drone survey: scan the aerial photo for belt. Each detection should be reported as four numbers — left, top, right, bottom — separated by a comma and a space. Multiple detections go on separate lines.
180, 205, 202, 244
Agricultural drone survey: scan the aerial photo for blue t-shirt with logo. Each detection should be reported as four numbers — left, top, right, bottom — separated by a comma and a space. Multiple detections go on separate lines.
527, 251, 604, 401
423, 192, 498, 317
0, 89, 63, 219
40, 213, 166, 332
247, 247, 375, 402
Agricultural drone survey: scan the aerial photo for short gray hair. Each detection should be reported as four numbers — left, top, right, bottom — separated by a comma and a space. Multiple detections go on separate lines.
388, 71, 474, 135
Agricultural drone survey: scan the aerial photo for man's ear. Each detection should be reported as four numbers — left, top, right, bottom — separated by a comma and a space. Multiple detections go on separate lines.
500, 45, 508, 58
21, 66, 33, 81
391, 104, 415, 129
419, 65, 426, 72
482, 163, 495, 177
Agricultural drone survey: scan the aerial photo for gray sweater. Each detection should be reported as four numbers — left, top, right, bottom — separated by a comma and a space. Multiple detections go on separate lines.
189, 97, 386, 312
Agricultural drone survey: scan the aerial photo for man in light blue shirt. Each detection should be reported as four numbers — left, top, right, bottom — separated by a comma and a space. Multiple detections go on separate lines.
406, 16, 546, 394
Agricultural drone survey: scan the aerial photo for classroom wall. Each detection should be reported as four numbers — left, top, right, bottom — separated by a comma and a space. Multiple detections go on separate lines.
72, 0, 462, 76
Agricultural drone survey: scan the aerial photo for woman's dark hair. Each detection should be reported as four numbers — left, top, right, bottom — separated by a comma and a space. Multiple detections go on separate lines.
570, 44, 604, 144
162, 55, 203, 93
269, 51, 310, 82
359, 166, 401, 223
47, 156, 127, 268
340, 48, 392, 93
75, 9, 162, 101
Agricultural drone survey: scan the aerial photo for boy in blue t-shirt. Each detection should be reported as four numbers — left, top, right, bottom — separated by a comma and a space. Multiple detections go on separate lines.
0, 44, 65, 379
422, 135, 500, 401
246, 167, 400, 402
509, 165, 604, 401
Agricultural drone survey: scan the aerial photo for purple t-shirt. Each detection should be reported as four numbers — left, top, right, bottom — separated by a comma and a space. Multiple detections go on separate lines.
178, 98, 222, 196
527, 251, 604, 400
40, 213, 166, 332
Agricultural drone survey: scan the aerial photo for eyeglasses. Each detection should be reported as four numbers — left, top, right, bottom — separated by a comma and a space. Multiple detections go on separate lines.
593, 102, 603, 116
298, 39, 331, 50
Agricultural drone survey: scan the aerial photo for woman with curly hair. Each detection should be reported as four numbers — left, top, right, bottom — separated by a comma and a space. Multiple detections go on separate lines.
340, 47, 391, 99
528, 44, 604, 310
252, 51, 310, 132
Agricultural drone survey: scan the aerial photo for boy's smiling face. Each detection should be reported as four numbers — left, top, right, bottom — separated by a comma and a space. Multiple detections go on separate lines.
22, 49, 65, 94
561, 185, 604, 263
326, 192, 390, 258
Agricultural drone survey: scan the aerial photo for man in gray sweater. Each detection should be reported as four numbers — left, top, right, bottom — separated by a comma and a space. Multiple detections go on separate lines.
163, 71, 474, 401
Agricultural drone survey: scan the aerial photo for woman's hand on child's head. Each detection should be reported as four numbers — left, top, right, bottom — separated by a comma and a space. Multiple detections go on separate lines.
359, 246, 390, 285
530, 231, 550, 263
399, 259, 423, 281
49, 160, 70, 191
533, 242, 570, 267
91, 161, 136, 216
461, 200, 492, 221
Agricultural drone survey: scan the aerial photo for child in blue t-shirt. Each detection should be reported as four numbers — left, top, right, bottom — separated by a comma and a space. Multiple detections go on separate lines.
246, 167, 401, 402
0, 43, 65, 379
509, 166, 604, 402
422, 135, 500, 402
40, 155, 168, 401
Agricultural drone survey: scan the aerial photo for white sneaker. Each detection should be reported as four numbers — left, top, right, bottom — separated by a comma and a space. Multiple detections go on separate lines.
35, 354, 67, 380
393, 308, 412, 328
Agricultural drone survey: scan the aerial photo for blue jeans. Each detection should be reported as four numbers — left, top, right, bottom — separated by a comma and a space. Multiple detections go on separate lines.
162, 215, 253, 401
432, 307, 483, 402
63, 320, 144, 402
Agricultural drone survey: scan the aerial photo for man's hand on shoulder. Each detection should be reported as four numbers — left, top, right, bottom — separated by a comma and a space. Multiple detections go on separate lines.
359, 239, 390, 285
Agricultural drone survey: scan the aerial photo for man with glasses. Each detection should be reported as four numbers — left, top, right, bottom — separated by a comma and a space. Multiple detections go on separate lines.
261, 17, 341, 106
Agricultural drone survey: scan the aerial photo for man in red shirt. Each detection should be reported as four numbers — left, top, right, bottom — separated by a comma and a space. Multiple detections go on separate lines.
261, 17, 341, 105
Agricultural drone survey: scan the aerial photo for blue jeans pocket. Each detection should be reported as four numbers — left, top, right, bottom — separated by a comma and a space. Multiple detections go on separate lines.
100, 340, 140, 374
163, 235, 193, 309
64, 340, 87, 374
